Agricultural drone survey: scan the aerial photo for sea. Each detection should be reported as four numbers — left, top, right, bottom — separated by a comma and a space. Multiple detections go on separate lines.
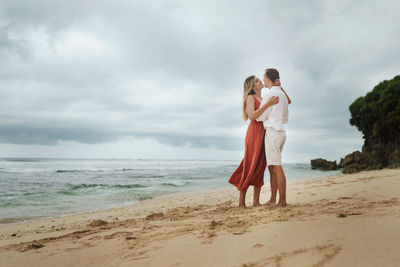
0, 158, 342, 224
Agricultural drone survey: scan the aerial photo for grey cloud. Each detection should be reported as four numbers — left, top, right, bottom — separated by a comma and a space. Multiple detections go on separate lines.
0, 126, 116, 145
0, 0, 399, 160
0, 1, 243, 89
0, 125, 242, 151
0, 27, 31, 63
141, 133, 242, 151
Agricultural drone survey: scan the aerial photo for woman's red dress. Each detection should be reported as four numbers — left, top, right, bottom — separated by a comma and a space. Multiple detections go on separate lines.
228, 96, 266, 191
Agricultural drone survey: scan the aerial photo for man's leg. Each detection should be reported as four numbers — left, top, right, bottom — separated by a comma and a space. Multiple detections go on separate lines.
265, 127, 286, 207
265, 166, 277, 205
272, 165, 286, 207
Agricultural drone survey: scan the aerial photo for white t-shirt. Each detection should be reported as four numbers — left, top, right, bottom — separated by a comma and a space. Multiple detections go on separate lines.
256, 86, 289, 131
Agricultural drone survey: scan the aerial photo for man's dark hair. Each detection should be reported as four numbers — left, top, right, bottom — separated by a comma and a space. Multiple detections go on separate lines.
265, 68, 280, 82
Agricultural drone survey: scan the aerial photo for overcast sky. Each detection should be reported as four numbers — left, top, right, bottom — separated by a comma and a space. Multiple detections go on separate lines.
0, 0, 399, 162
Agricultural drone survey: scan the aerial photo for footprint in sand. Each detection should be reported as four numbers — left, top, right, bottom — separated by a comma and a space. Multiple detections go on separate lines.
209, 220, 223, 229
242, 244, 342, 267
17, 241, 44, 252
104, 231, 133, 240
338, 196, 352, 200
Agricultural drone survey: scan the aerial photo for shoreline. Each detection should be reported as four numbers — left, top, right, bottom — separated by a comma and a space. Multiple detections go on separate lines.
0, 184, 239, 246
0, 184, 234, 227
1, 168, 399, 266
0, 184, 233, 226
0, 168, 342, 227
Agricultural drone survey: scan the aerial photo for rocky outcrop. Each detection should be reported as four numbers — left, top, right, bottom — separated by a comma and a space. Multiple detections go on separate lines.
339, 151, 368, 174
340, 75, 400, 173
311, 158, 340, 171
311, 75, 400, 174
340, 145, 400, 174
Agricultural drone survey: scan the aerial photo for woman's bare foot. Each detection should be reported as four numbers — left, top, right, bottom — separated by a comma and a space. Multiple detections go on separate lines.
253, 202, 262, 207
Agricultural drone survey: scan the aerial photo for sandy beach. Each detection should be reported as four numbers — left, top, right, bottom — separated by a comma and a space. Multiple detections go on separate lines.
0, 168, 399, 267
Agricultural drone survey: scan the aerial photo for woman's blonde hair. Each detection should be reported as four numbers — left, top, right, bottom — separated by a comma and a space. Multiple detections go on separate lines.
242, 75, 256, 121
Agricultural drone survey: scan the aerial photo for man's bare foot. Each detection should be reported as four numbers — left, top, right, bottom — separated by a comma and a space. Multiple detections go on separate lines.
264, 200, 276, 206
274, 202, 287, 208
238, 204, 247, 209
253, 202, 262, 207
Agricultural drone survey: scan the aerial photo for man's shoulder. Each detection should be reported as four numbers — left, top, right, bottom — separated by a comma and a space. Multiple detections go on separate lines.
271, 87, 286, 98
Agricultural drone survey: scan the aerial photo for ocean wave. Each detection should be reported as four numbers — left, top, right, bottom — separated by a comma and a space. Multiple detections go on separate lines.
137, 195, 153, 201
222, 164, 238, 167
160, 182, 190, 187
55, 169, 165, 177
114, 169, 165, 176
66, 183, 148, 190
56, 170, 104, 173
127, 174, 164, 179
0, 202, 26, 208
0, 158, 42, 162
58, 190, 78, 195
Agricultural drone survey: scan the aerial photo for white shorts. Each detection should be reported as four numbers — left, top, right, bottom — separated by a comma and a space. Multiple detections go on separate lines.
265, 127, 286, 166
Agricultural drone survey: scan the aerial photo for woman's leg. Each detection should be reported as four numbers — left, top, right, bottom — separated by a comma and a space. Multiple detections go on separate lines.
253, 186, 261, 207
239, 190, 247, 208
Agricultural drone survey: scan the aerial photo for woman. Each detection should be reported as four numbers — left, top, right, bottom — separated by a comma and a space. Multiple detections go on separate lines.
228, 75, 279, 208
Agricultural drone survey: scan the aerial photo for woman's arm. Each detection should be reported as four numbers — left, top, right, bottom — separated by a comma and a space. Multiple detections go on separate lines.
280, 87, 292, 104
246, 95, 279, 120
275, 79, 291, 104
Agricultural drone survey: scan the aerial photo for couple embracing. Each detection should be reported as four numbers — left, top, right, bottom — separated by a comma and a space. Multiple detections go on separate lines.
229, 68, 291, 208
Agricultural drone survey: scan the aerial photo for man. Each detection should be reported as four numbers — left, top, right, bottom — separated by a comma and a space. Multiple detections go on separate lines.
257, 68, 291, 207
